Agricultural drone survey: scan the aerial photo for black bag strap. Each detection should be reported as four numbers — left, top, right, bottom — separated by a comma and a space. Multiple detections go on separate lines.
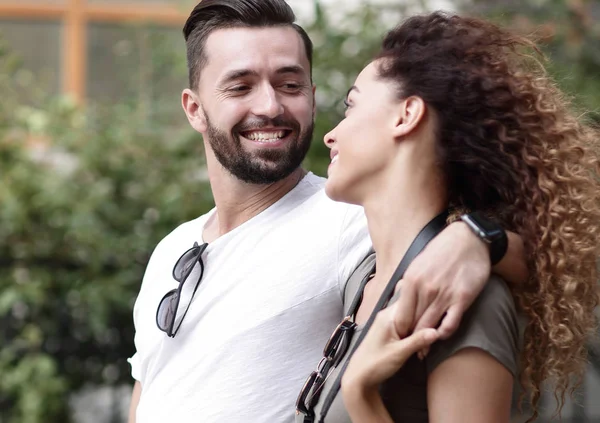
317, 210, 449, 422
343, 251, 376, 316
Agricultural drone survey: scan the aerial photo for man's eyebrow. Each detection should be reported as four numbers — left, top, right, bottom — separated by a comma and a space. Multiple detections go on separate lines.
220, 66, 307, 84
275, 65, 307, 76
346, 85, 360, 98
220, 69, 259, 85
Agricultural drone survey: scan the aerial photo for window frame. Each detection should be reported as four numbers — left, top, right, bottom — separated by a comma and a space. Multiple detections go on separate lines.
0, 0, 188, 102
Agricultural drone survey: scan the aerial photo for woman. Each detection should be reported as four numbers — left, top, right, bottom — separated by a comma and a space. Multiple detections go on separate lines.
295, 11, 600, 423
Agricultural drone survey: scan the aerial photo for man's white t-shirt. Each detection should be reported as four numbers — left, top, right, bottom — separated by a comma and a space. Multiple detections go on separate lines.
129, 172, 371, 422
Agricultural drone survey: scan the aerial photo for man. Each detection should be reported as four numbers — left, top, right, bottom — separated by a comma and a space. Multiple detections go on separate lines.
127, 1, 527, 422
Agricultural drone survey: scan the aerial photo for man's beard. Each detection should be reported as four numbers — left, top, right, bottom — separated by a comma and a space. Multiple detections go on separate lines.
205, 113, 313, 184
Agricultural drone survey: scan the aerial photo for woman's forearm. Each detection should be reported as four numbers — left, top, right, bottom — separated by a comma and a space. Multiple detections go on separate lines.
342, 382, 394, 423
491, 229, 528, 286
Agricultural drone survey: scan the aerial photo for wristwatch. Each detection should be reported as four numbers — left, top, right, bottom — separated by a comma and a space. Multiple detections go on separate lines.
460, 212, 508, 266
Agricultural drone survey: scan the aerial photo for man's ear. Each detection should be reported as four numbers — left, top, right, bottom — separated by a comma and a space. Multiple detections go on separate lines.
182, 88, 207, 133
392, 96, 426, 139
312, 84, 317, 119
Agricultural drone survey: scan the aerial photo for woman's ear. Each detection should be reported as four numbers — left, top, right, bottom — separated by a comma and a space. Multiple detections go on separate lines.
393, 96, 426, 139
182, 88, 207, 133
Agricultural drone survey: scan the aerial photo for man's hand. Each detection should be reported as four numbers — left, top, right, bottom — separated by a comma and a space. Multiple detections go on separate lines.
393, 221, 491, 340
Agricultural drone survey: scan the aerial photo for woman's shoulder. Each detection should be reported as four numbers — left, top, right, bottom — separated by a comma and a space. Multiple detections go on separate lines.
479, 274, 515, 304
426, 275, 520, 377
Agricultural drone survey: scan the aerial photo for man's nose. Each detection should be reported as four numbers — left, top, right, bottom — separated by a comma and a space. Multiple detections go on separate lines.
251, 85, 284, 119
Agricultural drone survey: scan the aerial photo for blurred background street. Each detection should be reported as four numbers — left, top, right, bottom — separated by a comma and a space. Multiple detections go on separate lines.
0, 0, 599, 422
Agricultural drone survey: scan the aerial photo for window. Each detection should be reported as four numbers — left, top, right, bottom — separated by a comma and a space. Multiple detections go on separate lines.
0, 0, 190, 104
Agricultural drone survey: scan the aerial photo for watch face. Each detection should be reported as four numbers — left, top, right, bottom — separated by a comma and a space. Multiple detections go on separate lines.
462, 213, 508, 265
468, 214, 504, 239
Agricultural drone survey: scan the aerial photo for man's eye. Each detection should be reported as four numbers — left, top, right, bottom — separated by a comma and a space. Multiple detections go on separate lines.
343, 99, 351, 110
230, 85, 250, 92
281, 83, 302, 91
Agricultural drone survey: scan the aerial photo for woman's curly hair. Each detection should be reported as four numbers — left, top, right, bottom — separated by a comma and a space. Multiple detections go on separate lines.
375, 11, 600, 420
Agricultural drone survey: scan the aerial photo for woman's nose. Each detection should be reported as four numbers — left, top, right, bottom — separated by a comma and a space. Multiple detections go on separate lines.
323, 129, 336, 148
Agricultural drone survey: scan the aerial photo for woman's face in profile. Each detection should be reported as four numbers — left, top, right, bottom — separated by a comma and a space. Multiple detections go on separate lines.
323, 61, 403, 205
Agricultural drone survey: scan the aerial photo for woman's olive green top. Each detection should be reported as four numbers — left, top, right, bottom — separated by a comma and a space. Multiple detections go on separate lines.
296, 255, 519, 423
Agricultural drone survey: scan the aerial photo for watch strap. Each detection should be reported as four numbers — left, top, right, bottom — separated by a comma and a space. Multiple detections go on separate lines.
461, 212, 508, 265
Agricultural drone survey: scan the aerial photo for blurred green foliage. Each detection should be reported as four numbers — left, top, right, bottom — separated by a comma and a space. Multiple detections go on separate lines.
467, 0, 600, 123
0, 57, 212, 423
0, 0, 599, 422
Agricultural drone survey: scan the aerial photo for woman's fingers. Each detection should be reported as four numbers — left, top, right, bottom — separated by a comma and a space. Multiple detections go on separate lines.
344, 312, 441, 389
392, 328, 439, 360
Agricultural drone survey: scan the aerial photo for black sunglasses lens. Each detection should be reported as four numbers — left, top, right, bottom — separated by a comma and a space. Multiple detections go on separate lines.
157, 242, 208, 337
157, 290, 178, 332
324, 320, 355, 364
306, 372, 325, 408
173, 248, 201, 281
331, 330, 351, 367
296, 372, 317, 415
324, 329, 342, 358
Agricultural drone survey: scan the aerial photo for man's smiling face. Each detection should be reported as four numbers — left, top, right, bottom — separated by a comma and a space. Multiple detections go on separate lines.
194, 25, 315, 184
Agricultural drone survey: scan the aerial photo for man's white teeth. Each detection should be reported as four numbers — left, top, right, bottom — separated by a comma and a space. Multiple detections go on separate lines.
245, 131, 285, 142
331, 155, 339, 164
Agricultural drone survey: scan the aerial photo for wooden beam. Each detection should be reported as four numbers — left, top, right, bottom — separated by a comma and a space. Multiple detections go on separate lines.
0, 1, 191, 102
0, 2, 190, 24
86, 4, 189, 25
0, 3, 66, 19
63, 0, 86, 102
